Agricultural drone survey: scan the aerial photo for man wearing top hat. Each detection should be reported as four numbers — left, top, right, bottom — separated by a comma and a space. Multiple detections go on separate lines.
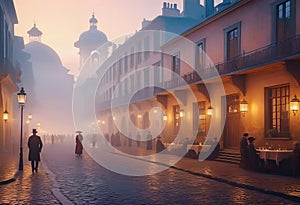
28, 129, 43, 173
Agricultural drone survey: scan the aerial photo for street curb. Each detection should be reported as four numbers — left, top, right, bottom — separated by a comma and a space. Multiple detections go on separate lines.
170, 166, 300, 203
112, 152, 300, 203
41, 156, 75, 205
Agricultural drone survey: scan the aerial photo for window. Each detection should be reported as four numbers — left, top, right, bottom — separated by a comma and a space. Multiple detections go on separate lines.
276, 0, 295, 42
130, 74, 134, 93
227, 28, 238, 59
113, 63, 116, 80
144, 36, 150, 59
265, 85, 290, 138
130, 47, 134, 68
224, 22, 241, 60
124, 78, 128, 95
118, 58, 123, 75
153, 61, 161, 85
195, 39, 206, 70
172, 52, 180, 79
0, 8, 4, 62
193, 102, 206, 136
173, 105, 181, 134
154, 31, 160, 51
137, 41, 142, 64
124, 53, 128, 73
144, 68, 150, 87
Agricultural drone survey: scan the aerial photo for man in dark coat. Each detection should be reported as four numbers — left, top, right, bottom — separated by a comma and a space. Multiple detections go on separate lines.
28, 129, 43, 173
240, 132, 249, 169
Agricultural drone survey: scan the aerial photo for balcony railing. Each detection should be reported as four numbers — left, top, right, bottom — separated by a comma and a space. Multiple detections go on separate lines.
157, 34, 300, 93
97, 34, 300, 111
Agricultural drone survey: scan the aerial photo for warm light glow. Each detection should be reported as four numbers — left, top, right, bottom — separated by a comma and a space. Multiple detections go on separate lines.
28, 114, 32, 120
207, 106, 213, 116
37, 122, 41, 127
291, 95, 300, 116
102, 120, 105, 124
97, 120, 100, 123
113, 116, 116, 121
138, 114, 142, 120
199, 114, 206, 120
163, 114, 168, 121
240, 99, 248, 116
26, 120, 30, 124
3, 110, 8, 122
17, 87, 26, 105
179, 110, 185, 118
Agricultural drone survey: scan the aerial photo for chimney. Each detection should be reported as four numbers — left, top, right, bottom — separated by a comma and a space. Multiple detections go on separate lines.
205, 0, 214, 17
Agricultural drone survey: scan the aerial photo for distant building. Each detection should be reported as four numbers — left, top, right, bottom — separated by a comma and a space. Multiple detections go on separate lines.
74, 13, 109, 69
23, 24, 74, 134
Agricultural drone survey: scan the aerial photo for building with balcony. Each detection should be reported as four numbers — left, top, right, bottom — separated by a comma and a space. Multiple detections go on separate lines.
76, 0, 300, 156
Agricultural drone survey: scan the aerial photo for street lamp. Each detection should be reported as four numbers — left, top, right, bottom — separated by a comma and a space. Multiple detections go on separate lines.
17, 87, 26, 171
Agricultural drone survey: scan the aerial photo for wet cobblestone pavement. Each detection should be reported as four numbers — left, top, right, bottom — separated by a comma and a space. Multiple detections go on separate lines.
0, 151, 60, 204
1, 138, 300, 204
42, 140, 299, 204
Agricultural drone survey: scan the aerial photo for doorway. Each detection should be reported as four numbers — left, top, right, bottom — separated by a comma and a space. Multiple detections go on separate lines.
222, 94, 241, 148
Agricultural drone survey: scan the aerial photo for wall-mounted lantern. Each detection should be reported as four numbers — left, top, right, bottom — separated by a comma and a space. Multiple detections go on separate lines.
207, 106, 213, 116
240, 99, 248, 117
163, 114, 168, 121
179, 110, 185, 118
3, 110, 8, 122
291, 95, 300, 116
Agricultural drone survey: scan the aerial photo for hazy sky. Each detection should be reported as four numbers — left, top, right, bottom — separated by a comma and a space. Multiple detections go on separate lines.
14, 0, 221, 75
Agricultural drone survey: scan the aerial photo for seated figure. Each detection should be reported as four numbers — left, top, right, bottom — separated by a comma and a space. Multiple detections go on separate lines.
291, 141, 300, 177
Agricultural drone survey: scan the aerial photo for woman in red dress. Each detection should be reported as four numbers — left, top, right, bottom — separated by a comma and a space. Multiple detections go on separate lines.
75, 132, 83, 157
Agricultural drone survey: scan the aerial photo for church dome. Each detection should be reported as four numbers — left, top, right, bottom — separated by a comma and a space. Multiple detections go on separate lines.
75, 29, 108, 48
24, 41, 62, 67
74, 13, 108, 48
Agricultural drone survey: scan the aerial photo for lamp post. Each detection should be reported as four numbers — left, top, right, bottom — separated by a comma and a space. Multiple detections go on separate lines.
17, 87, 26, 171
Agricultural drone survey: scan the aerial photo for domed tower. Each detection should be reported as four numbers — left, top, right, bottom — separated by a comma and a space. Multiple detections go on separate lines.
24, 23, 75, 134
27, 23, 43, 42
74, 13, 108, 68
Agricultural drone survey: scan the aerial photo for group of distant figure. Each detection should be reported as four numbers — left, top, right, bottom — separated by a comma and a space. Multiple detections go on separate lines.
240, 132, 300, 177
103, 131, 164, 152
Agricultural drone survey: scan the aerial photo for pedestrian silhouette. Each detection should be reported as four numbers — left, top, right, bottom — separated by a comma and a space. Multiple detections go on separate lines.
146, 131, 153, 150
156, 136, 165, 153
28, 129, 43, 173
240, 132, 249, 169
136, 132, 141, 147
75, 131, 83, 157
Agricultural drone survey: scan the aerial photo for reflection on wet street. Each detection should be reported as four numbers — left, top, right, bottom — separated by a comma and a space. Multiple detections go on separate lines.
40, 139, 298, 204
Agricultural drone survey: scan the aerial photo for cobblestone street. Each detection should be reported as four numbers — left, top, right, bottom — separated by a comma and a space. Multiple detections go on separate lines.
1, 138, 300, 204
43, 139, 300, 204
0, 151, 60, 204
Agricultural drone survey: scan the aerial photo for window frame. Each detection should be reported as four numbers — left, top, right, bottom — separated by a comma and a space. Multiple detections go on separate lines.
264, 84, 290, 139
224, 22, 241, 61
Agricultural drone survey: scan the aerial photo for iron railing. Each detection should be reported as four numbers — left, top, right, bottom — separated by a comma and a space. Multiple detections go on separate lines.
157, 34, 300, 93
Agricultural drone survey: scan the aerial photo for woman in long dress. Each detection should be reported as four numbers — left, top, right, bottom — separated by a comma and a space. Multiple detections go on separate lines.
75, 132, 83, 157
